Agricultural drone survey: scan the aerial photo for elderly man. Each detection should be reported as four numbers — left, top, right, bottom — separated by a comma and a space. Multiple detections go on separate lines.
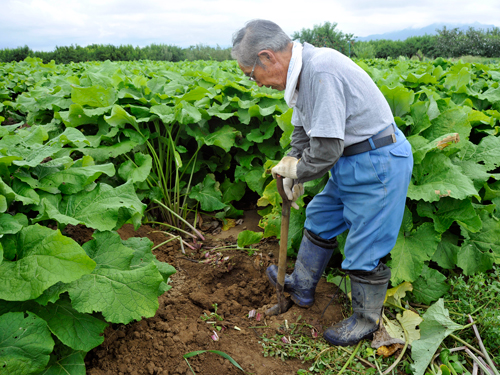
231, 19, 413, 346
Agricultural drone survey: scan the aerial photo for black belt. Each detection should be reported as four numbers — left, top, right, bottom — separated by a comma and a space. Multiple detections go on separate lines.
343, 124, 397, 156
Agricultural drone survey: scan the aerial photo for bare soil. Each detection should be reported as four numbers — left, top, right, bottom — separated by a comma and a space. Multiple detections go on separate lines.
77, 210, 345, 375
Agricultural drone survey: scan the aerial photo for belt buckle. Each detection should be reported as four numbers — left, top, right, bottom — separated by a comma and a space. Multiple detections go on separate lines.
391, 133, 396, 143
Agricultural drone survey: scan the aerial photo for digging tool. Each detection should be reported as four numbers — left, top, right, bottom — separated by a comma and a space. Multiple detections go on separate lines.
265, 175, 294, 316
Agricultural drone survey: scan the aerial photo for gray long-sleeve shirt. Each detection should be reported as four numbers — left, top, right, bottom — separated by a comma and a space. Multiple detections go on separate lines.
289, 43, 394, 183
287, 126, 343, 183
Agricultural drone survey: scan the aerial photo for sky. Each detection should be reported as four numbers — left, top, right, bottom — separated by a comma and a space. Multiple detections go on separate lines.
1, 0, 500, 52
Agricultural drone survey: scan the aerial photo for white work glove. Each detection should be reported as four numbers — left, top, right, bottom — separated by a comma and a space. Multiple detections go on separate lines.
271, 156, 299, 179
283, 178, 304, 210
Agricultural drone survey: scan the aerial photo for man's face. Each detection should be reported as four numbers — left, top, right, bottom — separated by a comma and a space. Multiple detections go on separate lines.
239, 52, 288, 91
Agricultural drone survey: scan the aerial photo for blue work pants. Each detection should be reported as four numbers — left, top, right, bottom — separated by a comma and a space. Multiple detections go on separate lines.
304, 126, 413, 271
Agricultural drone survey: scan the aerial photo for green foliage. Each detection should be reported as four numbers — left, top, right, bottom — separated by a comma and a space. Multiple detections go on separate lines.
2, 55, 500, 374
352, 42, 376, 59
354, 26, 500, 59
0, 230, 173, 374
237, 230, 263, 248
444, 266, 500, 362
0, 43, 231, 63
292, 22, 355, 56
436, 26, 500, 58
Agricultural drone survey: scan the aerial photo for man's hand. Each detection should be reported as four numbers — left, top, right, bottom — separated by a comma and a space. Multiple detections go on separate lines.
283, 178, 304, 210
272, 156, 299, 179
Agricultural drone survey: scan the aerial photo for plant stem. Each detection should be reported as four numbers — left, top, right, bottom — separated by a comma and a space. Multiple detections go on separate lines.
449, 334, 485, 357
465, 348, 495, 375
336, 346, 376, 368
151, 236, 181, 250
471, 299, 494, 316
184, 358, 196, 375
383, 315, 410, 375
468, 315, 500, 375
472, 361, 478, 375
337, 341, 362, 375
145, 221, 196, 238
154, 199, 205, 240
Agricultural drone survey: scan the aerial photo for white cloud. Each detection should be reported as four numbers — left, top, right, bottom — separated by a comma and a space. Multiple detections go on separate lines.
0, 0, 499, 51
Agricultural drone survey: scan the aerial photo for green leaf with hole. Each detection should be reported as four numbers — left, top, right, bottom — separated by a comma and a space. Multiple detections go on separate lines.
411, 299, 464, 375
0, 311, 55, 375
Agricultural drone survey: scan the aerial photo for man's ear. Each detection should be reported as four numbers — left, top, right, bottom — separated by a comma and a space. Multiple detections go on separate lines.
258, 49, 278, 64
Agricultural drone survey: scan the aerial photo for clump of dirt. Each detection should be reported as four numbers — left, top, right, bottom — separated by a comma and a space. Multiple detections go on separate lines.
79, 211, 344, 375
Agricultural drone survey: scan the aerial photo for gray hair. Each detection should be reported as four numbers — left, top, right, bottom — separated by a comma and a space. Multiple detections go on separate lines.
231, 19, 292, 67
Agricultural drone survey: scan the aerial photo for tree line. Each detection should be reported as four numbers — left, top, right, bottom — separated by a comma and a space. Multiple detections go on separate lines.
292, 23, 500, 60
0, 43, 232, 64
1, 23, 500, 63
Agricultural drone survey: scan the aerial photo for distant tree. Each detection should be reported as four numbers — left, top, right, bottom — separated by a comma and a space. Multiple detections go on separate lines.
292, 22, 355, 55
0, 46, 32, 62
435, 26, 500, 57
184, 44, 232, 61
352, 42, 376, 59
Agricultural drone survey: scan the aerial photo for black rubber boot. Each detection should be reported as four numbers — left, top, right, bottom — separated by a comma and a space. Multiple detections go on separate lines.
266, 229, 337, 307
323, 263, 391, 346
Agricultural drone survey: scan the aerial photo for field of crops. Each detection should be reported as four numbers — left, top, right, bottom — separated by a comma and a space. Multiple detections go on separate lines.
0, 56, 499, 375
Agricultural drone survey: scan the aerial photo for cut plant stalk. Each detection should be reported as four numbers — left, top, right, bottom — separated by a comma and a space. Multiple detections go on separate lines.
468, 314, 500, 375
465, 348, 496, 375
153, 199, 205, 240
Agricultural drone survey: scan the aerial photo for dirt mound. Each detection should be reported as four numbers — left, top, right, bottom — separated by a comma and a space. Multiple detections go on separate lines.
81, 212, 344, 375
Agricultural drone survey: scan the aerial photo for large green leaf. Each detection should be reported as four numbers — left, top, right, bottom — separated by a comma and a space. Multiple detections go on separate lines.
186, 123, 240, 152
0, 213, 27, 235
125, 236, 176, 294
81, 139, 139, 161
188, 174, 226, 211
443, 67, 471, 90
390, 221, 441, 284
56, 104, 104, 127
421, 107, 471, 146
36, 163, 115, 194
33, 182, 146, 231
408, 150, 478, 202
458, 209, 500, 275
0, 311, 55, 375
118, 153, 152, 183
431, 232, 460, 270
0, 225, 95, 301
380, 85, 415, 117
65, 231, 165, 323
456, 135, 500, 172
411, 265, 450, 305
411, 299, 464, 375
71, 85, 117, 108
0, 127, 64, 168
103, 104, 138, 129
68, 262, 162, 324
408, 133, 460, 165
175, 100, 202, 124
221, 177, 246, 204
39, 349, 86, 375
417, 197, 482, 234
30, 296, 108, 352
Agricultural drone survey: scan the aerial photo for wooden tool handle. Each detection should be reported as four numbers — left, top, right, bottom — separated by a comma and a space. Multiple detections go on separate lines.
276, 175, 291, 313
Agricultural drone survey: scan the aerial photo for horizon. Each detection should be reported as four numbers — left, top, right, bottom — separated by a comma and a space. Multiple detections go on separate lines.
1, 0, 500, 52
